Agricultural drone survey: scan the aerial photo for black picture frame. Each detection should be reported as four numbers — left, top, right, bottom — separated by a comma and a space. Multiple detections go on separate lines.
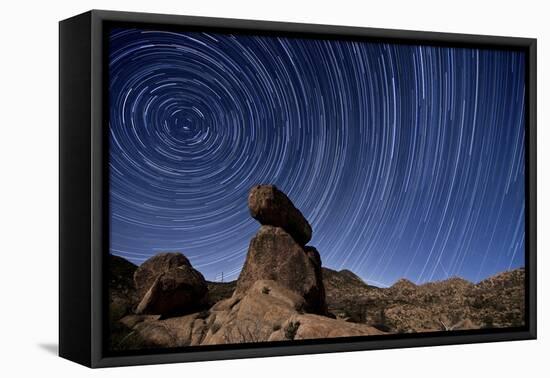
59, 9, 537, 368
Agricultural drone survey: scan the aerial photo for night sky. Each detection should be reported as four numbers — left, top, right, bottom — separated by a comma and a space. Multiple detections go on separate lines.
108, 28, 525, 287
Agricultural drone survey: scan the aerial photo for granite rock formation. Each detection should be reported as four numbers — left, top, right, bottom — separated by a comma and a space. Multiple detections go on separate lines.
236, 185, 327, 314
116, 280, 382, 349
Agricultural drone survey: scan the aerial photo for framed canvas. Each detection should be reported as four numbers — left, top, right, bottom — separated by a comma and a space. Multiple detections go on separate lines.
59, 10, 537, 368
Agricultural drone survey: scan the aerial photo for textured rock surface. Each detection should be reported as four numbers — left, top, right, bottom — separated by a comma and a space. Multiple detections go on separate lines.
269, 313, 383, 341
248, 185, 312, 246
117, 313, 202, 349
119, 280, 382, 348
211, 280, 382, 343
134, 252, 192, 296
135, 265, 208, 316
235, 226, 326, 314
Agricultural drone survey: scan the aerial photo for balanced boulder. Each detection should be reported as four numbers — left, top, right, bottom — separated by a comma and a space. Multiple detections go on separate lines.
248, 185, 312, 246
235, 225, 326, 314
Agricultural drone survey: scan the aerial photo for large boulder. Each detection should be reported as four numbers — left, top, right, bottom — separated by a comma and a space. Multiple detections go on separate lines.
248, 185, 312, 246
134, 252, 191, 296
234, 225, 326, 314
135, 264, 208, 317
132, 252, 209, 317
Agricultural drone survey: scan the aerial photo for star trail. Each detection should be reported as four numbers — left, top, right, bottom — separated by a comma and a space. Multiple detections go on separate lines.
108, 27, 526, 287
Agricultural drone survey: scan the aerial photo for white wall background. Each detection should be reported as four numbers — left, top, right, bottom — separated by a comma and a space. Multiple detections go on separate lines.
0, 0, 547, 376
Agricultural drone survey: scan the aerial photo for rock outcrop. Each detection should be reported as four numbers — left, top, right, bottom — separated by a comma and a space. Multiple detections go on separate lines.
236, 186, 327, 314
133, 252, 208, 317
118, 280, 382, 349
235, 226, 326, 314
248, 185, 312, 246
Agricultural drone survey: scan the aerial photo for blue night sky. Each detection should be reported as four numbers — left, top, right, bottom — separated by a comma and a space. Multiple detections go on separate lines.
108, 28, 525, 287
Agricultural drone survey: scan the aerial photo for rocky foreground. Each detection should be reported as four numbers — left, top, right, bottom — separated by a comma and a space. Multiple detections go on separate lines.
109, 185, 525, 351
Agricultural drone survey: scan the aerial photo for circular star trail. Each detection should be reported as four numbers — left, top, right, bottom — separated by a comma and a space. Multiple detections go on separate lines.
109, 28, 526, 286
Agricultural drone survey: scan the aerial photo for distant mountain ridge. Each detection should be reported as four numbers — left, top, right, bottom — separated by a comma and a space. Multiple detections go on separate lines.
322, 267, 525, 332
204, 265, 525, 333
